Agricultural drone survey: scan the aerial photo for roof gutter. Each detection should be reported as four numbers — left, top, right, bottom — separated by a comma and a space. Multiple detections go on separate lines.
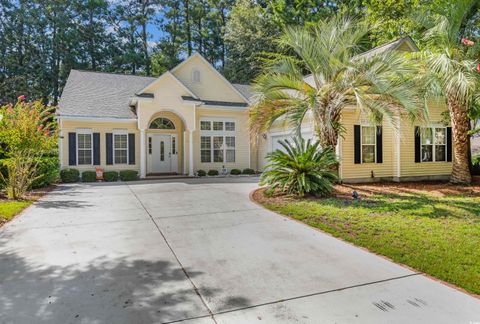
57, 115, 137, 123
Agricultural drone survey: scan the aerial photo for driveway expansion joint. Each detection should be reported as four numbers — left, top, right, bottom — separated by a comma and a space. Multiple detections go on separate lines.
126, 183, 218, 324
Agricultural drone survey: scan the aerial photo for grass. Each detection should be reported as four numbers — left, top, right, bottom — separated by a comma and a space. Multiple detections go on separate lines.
254, 182, 480, 296
0, 200, 32, 224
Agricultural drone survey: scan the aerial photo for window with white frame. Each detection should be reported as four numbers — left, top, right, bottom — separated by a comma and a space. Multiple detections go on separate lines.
361, 126, 376, 163
113, 130, 128, 164
77, 129, 92, 165
421, 127, 446, 162
200, 120, 236, 163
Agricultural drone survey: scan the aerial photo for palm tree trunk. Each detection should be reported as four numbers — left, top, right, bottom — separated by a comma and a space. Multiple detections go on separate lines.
448, 99, 472, 184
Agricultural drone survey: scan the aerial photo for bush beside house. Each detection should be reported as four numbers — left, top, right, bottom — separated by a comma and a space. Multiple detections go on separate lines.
119, 170, 138, 181
103, 171, 119, 182
60, 169, 80, 183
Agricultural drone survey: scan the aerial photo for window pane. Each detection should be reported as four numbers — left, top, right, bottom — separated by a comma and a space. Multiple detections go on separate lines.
225, 122, 235, 131
78, 134, 91, 149
200, 121, 211, 130
422, 145, 433, 162
114, 134, 127, 149
422, 128, 433, 145
213, 121, 223, 131
362, 145, 375, 163
150, 118, 175, 129
361, 127, 375, 145
226, 150, 235, 162
78, 149, 92, 165
435, 128, 446, 145
201, 136, 211, 149
213, 136, 223, 162
435, 145, 446, 161
201, 150, 211, 163
225, 136, 235, 148
115, 150, 127, 164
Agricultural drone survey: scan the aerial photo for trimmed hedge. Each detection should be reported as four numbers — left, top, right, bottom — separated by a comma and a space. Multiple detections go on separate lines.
103, 171, 119, 182
207, 169, 219, 176
230, 168, 241, 175
242, 168, 256, 175
119, 170, 138, 181
82, 171, 97, 182
60, 169, 80, 183
197, 169, 206, 177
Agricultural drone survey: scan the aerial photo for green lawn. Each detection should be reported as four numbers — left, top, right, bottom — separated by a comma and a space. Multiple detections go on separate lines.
255, 183, 480, 295
0, 200, 32, 224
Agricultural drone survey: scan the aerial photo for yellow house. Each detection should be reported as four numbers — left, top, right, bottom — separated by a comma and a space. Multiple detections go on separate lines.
58, 38, 453, 182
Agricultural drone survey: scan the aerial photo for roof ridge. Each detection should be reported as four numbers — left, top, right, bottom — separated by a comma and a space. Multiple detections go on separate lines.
72, 69, 157, 79
357, 36, 412, 57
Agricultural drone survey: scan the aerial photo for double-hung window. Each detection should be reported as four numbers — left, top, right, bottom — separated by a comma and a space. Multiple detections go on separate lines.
361, 126, 376, 163
77, 129, 92, 165
421, 127, 446, 162
113, 130, 128, 164
200, 120, 236, 163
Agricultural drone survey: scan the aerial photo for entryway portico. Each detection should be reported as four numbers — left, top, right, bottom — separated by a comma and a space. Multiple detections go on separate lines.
138, 110, 192, 177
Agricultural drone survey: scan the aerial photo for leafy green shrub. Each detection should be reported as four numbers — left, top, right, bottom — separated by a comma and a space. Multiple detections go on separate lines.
230, 168, 241, 175
197, 169, 206, 177
260, 137, 338, 196
31, 156, 59, 189
60, 169, 80, 183
207, 169, 219, 176
119, 170, 138, 181
81, 171, 97, 182
242, 168, 256, 175
103, 171, 119, 182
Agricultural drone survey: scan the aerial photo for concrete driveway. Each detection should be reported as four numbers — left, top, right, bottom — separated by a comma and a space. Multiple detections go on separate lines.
0, 178, 479, 324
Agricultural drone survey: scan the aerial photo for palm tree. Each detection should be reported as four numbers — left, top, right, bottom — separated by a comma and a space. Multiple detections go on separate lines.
250, 15, 426, 150
418, 0, 480, 184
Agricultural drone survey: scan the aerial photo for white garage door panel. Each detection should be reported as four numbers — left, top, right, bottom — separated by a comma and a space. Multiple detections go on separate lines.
270, 132, 314, 153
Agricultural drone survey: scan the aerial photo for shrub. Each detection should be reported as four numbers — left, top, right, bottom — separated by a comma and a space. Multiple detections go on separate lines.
242, 168, 256, 175
60, 168, 80, 183
81, 171, 97, 182
197, 169, 206, 177
207, 169, 219, 176
103, 171, 119, 182
119, 170, 138, 181
230, 168, 241, 175
260, 137, 338, 196
31, 156, 59, 189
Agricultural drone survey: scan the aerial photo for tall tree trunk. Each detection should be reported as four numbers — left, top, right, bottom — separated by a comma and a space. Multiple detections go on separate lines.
448, 98, 472, 184
185, 0, 192, 55
88, 9, 96, 69
141, 0, 150, 75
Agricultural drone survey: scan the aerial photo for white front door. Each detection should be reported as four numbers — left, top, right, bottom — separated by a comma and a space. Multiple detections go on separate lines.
152, 134, 172, 173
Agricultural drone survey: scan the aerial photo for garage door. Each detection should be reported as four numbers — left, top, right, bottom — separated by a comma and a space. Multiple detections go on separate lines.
270, 132, 314, 153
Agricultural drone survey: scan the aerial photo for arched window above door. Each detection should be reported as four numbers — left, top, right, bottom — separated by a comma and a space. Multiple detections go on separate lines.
149, 117, 175, 130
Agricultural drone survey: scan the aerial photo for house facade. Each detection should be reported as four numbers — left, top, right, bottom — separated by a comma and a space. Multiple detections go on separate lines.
57, 38, 453, 182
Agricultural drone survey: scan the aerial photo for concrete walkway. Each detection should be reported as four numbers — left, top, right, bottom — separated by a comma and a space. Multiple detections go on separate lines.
0, 178, 478, 324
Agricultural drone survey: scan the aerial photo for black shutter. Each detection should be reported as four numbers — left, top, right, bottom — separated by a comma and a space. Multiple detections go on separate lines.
446, 127, 452, 162
93, 133, 100, 165
376, 126, 383, 163
128, 133, 135, 165
106, 133, 113, 165
68, 132, 76, 166
414, 126, 421, 163
354, 125, 361, 164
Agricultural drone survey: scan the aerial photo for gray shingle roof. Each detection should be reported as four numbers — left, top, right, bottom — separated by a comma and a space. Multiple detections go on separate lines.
232, 83, 252, 100
58, 70, 156, 119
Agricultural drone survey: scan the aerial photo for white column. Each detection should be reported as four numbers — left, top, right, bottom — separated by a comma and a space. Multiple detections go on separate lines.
140, 129, 146, 178
188, 130, 194, 176
58, 118, 63, 169
183, 131, 187, 175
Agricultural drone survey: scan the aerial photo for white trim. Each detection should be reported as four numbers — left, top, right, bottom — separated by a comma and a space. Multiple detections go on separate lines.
112, 129, 129, 165
58, 118, 63, 169
183, 131, 187, 174
338, 135, 343, 179
58, 116, 137, 123
188, 131, 194, 176
137, 71, 198, 99
171, 52, 250, 103
76, 128, 93, 166
140, 129, 146, 178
